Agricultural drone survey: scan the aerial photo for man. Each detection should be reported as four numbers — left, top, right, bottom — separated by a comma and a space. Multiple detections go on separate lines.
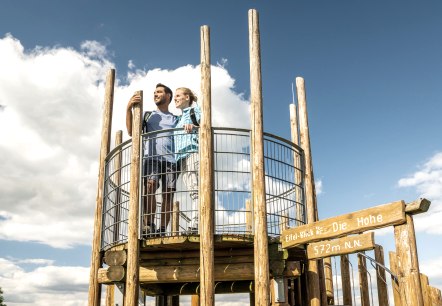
126, 83, 177, 237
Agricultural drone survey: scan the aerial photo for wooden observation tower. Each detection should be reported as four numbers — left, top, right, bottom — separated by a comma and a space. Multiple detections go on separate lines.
87, 9, 441, 306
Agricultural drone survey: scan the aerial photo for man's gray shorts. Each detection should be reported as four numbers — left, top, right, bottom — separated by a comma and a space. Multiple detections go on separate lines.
143, 159, 177, 190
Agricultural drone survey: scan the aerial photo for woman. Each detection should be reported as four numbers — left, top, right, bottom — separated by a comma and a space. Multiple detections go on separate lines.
174, 87, 201, 234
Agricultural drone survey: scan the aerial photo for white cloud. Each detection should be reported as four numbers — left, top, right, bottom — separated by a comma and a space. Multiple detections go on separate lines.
0, 34, 250, 249
0, 257, 89, 306
397, 152, 442, 234
420, 256, 442, 290
315, 179, 323, 195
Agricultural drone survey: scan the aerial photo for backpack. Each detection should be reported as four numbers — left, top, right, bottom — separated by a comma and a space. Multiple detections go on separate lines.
142, 111, 153, 133
190, 107, 200, 127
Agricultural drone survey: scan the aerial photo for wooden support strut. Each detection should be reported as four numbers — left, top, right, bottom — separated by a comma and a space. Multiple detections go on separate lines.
249, 8, 271, 306
88, 68, 115, 306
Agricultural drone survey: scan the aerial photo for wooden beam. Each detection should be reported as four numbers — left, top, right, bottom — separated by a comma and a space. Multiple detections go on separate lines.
139, 248, 254, 260
141, 255, 253, 267
249, 9, 270, 306
98, 261, 301, 284
374, 245, 389, 306
104, 250, 127, 266
88, 68, 115, 306
306, 232, 375, 259
124, 90, 143, 306
405, 198, 431, 215
282, 200, 405, 248
199, 24, 215, 306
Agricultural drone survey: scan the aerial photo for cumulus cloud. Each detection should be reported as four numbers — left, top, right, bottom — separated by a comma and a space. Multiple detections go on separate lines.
397, 152, 442, 234
0, 34, 250, 249
0, 257, 89, 306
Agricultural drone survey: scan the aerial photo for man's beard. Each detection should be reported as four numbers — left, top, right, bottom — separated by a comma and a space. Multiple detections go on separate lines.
155, 99, 166, 106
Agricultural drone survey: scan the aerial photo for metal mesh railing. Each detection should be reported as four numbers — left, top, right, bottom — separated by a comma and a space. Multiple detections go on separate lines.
101, 139, 132, 249
101, 127, 306, 250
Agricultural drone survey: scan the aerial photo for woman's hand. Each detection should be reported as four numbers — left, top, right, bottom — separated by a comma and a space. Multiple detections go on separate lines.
183, 124, 195, 133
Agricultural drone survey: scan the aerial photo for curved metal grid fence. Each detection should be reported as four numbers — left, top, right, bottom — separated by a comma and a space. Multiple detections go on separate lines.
101, 128, 305, 250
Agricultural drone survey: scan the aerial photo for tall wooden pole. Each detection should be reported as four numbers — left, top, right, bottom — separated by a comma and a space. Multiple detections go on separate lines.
200, 25, 215, 306
88, 68, 115, 306
249, 9, 270, 305
296, 77, 321, 306
394, 213, 424, 306
374, 245, 389, 306
124, 90, 143, 306
289, 104, 304, 226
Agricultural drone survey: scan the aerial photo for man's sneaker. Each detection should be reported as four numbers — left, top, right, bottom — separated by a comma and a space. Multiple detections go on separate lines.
185, 227, 198, 235
142, 223, 156, 238
155, 226, 166, 237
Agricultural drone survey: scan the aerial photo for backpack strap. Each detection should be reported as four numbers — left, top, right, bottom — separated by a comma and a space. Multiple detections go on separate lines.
190, 108, 200, 127
142, 111, 153, 133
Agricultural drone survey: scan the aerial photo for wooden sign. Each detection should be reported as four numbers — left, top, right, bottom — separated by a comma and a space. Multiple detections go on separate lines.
282, 200, 405, 249
306, 232, 375, 259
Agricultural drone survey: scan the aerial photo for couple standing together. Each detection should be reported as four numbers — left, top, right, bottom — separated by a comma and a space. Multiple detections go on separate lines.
126, 83, 201, 237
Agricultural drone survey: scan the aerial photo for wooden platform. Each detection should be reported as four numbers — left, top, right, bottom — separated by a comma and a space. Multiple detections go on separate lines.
98, 234, 305, 296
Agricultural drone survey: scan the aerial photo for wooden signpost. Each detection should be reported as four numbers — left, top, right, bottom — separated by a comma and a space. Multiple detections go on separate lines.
306, 232, 375, 260
282, 200, 405, 248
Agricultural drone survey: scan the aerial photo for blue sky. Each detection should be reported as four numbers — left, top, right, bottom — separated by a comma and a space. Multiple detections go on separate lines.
0, 1, 441, 305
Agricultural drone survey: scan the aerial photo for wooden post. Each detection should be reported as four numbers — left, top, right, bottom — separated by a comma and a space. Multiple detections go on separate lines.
323, 257, 334, 304
420, 273, 431, 306
191, 295, 200, 306
246, 199, 253, 234
340, 255, 352, 306
374, 245, 389, 306
88, 68, 115, 306
105, 285, 114, 306
394, 213, 424, 306
358, 252, 370, 306
429, 287, 442, 306
289, 104, 304, 226
295, 278, 302, 306
249, 9, 270, 305
388, 251, 402, 306
172, 201, 180, 235
296, 77, 321, 306
124, 90, 143, 306
200, 24, 215, 306
113, 130, 123, 243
